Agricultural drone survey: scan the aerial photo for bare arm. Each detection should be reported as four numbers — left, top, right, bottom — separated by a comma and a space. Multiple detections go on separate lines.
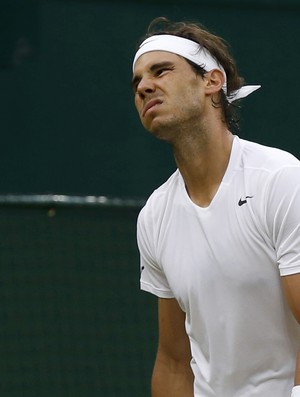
152, 297, 194, 397
281, 273, 300, 385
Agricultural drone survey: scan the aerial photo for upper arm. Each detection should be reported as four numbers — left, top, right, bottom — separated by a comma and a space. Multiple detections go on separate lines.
157, 297, 192, 364
282, 273, 300, 324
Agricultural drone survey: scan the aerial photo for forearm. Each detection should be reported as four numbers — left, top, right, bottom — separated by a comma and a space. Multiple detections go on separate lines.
151, 354, 194, 397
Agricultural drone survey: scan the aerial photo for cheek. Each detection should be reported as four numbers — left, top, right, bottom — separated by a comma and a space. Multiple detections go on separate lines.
175, 79, 202, 102
134, 94, 142, 111
175, 89, 202, 114
134, 96, 139, 111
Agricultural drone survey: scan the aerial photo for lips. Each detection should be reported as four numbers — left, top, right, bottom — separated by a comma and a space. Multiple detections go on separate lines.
142, 98, 162, 117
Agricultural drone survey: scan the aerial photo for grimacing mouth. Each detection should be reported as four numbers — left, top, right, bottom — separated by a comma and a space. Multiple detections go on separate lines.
142, 98, 163, 117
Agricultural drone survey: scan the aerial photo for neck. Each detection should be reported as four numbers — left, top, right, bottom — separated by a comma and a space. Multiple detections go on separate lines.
172, 123, 234, 207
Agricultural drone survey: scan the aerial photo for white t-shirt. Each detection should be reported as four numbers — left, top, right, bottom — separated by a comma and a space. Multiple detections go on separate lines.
137, 136, 300, 397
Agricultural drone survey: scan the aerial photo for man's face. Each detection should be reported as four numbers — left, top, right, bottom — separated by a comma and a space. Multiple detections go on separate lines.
132, 51, 206, 139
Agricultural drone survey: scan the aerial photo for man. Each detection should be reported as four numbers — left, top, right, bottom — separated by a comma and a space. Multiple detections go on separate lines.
132, 17, 300, 397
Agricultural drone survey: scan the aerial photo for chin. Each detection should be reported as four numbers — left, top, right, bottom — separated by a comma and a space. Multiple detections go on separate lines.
143, 116, 177, 140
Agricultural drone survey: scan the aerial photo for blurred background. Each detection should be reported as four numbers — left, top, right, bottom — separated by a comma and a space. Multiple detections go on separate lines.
0, 0, 299, 396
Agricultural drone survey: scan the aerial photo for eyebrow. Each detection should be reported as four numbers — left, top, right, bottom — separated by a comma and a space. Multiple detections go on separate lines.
131, 61, 175, 90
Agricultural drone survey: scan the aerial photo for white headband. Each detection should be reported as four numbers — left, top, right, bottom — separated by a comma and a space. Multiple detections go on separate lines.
133, 34, 261, 103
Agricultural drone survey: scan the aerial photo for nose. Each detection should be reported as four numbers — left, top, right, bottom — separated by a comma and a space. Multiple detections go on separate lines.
136, 76, 155, 99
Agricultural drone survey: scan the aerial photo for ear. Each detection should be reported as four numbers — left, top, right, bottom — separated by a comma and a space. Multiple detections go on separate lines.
204, 69, 225, 95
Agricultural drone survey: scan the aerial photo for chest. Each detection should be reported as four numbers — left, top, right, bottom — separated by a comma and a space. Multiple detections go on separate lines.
155, 192, 276, 310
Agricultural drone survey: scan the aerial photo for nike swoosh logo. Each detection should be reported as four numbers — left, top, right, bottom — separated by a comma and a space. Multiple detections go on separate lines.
238, 195, 254, 206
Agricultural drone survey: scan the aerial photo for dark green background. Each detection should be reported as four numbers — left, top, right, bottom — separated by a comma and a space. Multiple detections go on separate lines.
0, 1, 300, 396
0, 203, 157, 397
1, 0, 300, 198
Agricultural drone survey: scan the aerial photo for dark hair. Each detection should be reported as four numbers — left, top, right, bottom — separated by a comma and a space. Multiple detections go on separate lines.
139, 17, 245, 131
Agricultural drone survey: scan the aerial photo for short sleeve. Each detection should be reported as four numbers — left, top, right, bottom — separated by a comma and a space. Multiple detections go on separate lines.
265, 166, 300, 276
137, 206, 174, 298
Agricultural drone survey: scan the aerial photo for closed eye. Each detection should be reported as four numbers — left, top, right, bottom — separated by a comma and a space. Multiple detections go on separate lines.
131, 61, 175, 93
154, 66, 173, 77
131, 76, 141, 93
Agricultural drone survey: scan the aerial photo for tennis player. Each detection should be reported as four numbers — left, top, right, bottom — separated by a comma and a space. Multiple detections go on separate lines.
132, 17, 300, 397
